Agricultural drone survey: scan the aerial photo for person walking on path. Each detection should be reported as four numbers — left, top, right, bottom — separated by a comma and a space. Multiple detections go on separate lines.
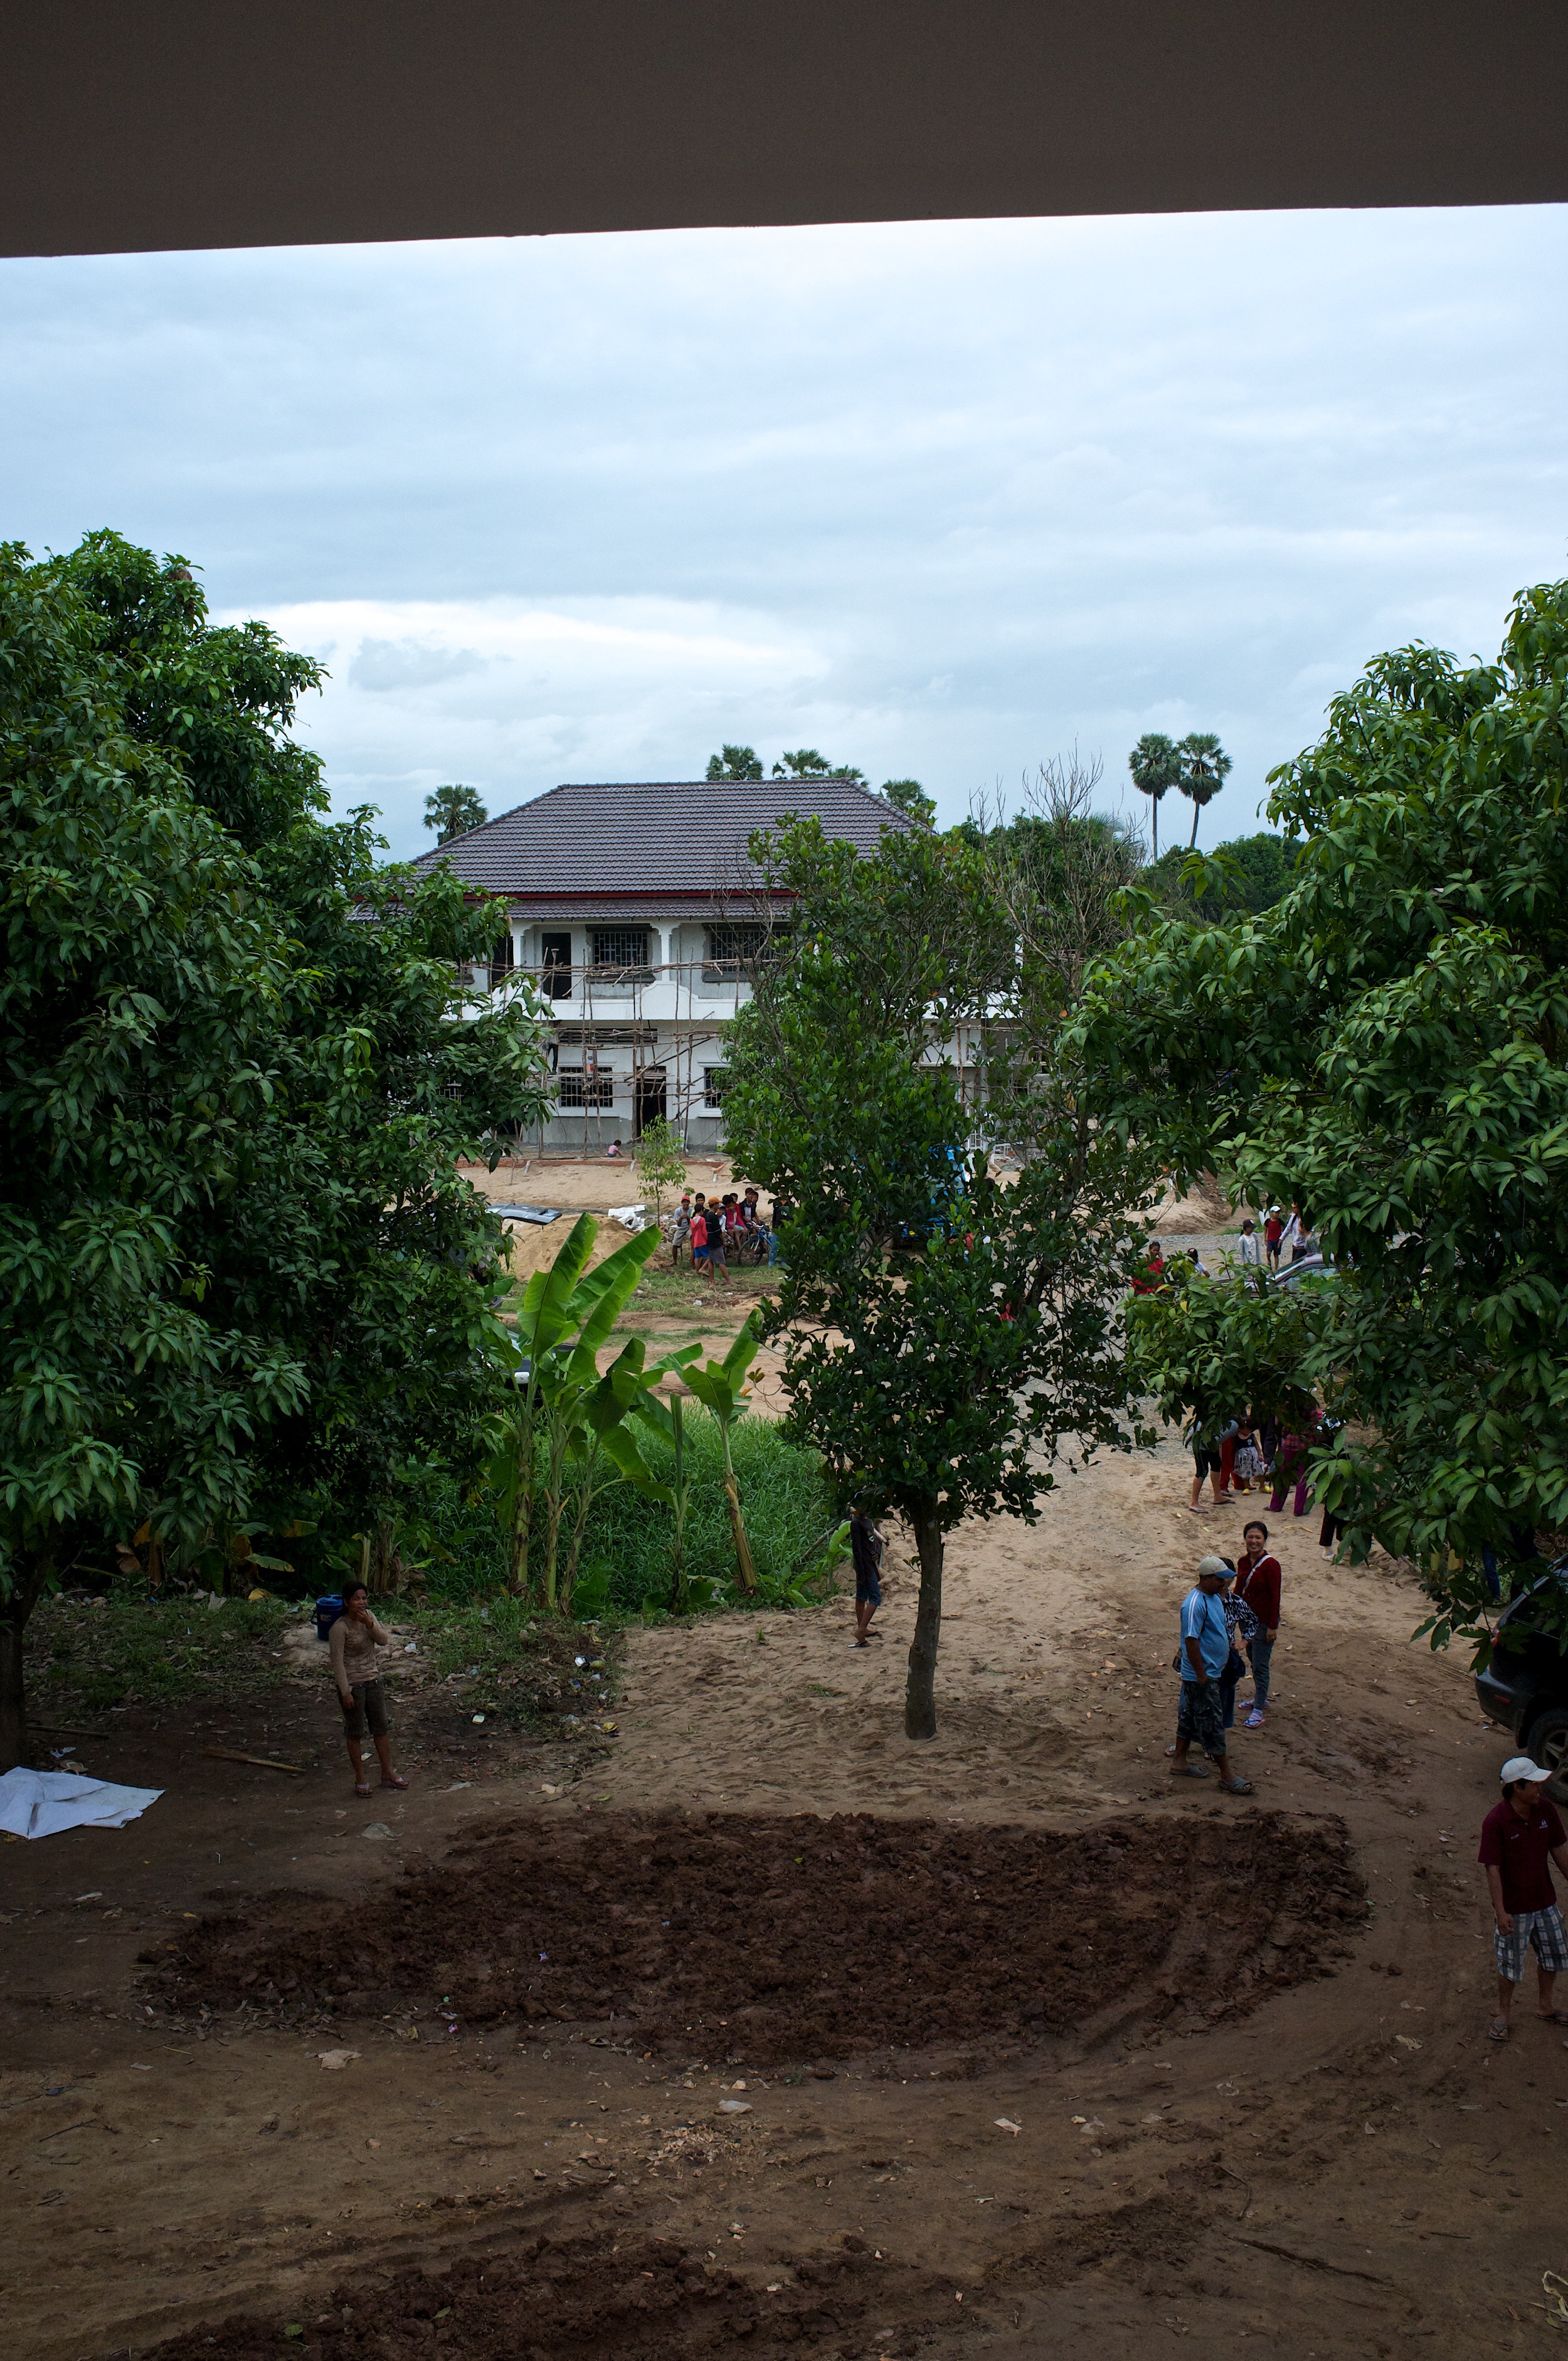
849, 1500, 885, 1646
1478, 1758, 1568, 2041
1170, 1555, 1253, 1792
1187, 1396, 1233, 1514
1234, 1519, 1281, 1726
329, 1580, 408, 1798
1269, 1419, 1316, 1517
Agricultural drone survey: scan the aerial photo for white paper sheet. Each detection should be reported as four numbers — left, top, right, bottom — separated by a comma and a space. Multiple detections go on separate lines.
0, 1766, 164, 1840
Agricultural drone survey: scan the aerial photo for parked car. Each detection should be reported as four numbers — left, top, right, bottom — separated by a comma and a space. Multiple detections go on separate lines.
1475, 1568, 1568, 1803
1270, 1252, 1338, 1290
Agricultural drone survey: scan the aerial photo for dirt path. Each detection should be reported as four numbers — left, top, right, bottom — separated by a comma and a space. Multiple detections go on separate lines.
3, 1434, 1562, 2360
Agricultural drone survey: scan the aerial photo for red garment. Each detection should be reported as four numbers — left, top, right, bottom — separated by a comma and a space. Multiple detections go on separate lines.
1479, 1796, 1567, 1914
1264, 1217, 1284, 1246
1236, 1549, 1282, 1629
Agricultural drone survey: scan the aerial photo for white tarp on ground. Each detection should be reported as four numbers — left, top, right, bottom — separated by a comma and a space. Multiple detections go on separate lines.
0, 1766, 163, 1840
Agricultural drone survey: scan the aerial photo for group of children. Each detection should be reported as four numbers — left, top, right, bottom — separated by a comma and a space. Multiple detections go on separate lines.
665, 1186, 775, 1283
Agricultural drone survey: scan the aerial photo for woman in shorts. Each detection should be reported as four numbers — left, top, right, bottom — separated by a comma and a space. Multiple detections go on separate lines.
329, 1580, 408, 1798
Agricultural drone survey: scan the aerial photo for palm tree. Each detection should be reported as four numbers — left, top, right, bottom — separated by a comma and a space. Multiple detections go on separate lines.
1177, 733, 1232, 848
423, 784, 488, 843
1127, 732, 1182, 860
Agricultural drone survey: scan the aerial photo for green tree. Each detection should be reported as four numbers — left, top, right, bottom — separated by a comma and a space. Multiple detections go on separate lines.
424, 783, 488, 842
1144, 831, 1301, 920
632, 1115, 688, 1222
771, 749, 867, 784
1176, 731, 1232, 849
0, 534, 551, 1766
706, 745, 763, 781
723, 814, 1154, 1739
1128, 731, 1182, 859
879, 777, 936, 826
1076, 579, 1568, 1663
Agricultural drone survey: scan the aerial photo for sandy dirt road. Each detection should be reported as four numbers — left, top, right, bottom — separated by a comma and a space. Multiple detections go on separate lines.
2, 1433, 1562, 2361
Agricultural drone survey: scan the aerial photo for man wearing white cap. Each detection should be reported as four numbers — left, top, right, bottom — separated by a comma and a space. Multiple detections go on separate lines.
1478, 1757, 1568, 2042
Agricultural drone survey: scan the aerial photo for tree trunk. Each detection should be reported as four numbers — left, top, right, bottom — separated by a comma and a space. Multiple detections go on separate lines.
0, 1554, 51, 1773
0, 1615, 29, 1773
904, 1500, 944, 1741
1188, 797, 1200, 849
1152, 797, 1158, 862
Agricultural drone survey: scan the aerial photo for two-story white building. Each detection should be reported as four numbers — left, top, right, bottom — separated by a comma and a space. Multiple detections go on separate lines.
414, 777, 914, 1150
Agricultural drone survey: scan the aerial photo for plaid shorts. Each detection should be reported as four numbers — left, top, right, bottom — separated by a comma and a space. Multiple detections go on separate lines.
1494, 1904, 1568, 1982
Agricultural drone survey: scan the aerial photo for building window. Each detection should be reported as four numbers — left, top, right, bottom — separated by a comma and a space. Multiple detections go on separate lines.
702, 1066, 730, 1110
487, 933, 515, 992
590, 926, 653, 982
557, 1068, 616, 1110
702, 923, 769, 983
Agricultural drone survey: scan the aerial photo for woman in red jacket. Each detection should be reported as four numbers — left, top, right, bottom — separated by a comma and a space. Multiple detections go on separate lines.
1235, 1517, 1281, 1727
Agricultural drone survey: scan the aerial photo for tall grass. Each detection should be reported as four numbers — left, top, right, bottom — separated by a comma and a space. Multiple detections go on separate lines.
575, 1413, 837, 1614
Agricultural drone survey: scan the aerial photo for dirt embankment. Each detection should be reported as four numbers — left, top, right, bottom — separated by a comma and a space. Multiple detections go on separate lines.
148, 1810, 1362, 2062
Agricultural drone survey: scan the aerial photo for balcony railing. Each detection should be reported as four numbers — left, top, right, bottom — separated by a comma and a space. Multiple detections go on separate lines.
478, 957, 761, 1007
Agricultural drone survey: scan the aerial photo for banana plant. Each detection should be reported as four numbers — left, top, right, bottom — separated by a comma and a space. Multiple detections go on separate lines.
486, 1213, 663, 1603
681, 1314, 764, 1594
556, 1331, 701, 1613
605, 1387, 701, 1613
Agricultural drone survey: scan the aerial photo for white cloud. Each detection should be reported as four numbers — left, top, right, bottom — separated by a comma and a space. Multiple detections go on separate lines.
4, 205, 1567, 852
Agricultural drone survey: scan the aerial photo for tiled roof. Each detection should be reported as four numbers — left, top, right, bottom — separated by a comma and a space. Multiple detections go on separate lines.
411, 778, 915, 899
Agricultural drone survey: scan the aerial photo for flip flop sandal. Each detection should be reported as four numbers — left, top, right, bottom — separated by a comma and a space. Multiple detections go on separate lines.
1539, 2010, 1568, 2025
354, 1781, 373, 1798
381, 1773, 409, 1790
1488, 2019, 1511, 2042
1169, 1763, 1210, 1778
1220, 1777, 1254, 1795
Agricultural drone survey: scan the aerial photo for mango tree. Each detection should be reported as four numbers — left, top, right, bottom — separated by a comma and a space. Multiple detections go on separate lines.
721, 810, 1157, 1739
1, 534, 549, 1770
1075, 577, 1568, 1662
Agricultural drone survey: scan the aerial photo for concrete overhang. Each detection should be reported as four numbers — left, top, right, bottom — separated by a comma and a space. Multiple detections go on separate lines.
5, 1, 1567, 260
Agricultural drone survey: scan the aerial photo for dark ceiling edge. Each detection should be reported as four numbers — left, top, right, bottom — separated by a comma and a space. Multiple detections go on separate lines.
5, 1, 1568, 262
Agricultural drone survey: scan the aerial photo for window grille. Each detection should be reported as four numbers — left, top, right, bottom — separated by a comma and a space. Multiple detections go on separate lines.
590, 927, 653, 981
702, 923, 768, 983
703, 1066, 730, 1110
557, 1069, 616, 1110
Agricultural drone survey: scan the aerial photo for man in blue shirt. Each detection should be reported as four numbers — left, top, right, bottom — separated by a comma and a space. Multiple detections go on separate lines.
1171, 1555, 1254, 1793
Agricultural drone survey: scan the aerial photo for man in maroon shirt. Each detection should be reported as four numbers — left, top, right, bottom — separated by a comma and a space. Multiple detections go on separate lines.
1235, 1518, 1281, 1727
1478, 1758, 1568, 2041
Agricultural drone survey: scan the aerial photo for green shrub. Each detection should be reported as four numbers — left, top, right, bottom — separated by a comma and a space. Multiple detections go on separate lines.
574, 1412, 840, 1614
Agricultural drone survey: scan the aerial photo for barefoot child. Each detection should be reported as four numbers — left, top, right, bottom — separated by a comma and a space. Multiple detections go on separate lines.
329, 1580, 409, 1798
850, 1501, 884, 1647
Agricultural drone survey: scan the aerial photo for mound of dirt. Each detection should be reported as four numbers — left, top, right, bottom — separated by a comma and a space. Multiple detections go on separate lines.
147, 1809, 1363, 2061
137, 2229, 901, 2361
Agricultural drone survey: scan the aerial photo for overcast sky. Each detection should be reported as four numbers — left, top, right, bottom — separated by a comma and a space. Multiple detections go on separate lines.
6, 206, 1566, 856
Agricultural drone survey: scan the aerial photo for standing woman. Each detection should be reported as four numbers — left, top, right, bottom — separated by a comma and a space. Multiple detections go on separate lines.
1235, 1519, 1282, 1727
330, 1580, 409, 1798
